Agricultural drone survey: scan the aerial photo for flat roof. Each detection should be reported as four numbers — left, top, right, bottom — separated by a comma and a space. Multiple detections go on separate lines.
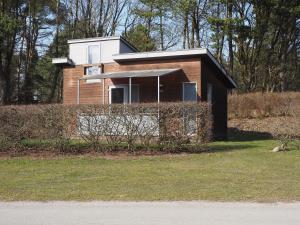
113, 48, 207, 61
79, 68, 181, 80
113, 48, 237, 88
67, 36, 138, 52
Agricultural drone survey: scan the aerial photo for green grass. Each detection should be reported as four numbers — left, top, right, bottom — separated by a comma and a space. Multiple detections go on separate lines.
0, 138, 300, 202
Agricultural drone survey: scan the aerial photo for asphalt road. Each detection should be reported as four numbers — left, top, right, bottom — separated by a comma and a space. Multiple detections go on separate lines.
0, 201, 299, 225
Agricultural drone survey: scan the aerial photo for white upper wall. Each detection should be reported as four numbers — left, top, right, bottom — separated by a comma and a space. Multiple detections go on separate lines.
68, 36, 136, 65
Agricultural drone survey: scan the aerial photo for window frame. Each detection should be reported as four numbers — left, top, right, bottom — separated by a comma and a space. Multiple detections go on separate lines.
182, 82, 197, 102
109, 85, 128, 104
84, 66, 101, 84
86, 44, 101, 64
108, 84, 140, 104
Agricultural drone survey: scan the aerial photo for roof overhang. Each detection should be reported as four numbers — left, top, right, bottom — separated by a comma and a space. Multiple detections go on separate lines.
113, 49, 237, 88
52, 57, 74, 66
113, 49, 206, 62
204, 51, 237, 88
79, 68, 181, 80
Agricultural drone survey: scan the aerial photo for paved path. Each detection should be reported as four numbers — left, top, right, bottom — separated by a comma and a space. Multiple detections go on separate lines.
0, 201, 300, 225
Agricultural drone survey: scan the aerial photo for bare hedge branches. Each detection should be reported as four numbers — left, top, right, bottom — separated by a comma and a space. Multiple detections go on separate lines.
228, 92, 300, 119
77, 103, 212, 153
0, 104, 77, 151
0, 102, 212, 153
228, 92, 300, 150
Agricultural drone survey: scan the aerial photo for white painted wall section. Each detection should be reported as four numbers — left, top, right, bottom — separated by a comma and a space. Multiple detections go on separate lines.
100, 40, 120, 63
68, 37, 136, 65
69, 42, 91, 65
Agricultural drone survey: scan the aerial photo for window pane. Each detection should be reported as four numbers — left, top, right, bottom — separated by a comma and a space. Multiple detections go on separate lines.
86, 66, 100, 75
183, 83, 197, 102
111, 88, 124, 104
85, 66, 101, 83
88, 45, 100, 64
131, 85, 139, 103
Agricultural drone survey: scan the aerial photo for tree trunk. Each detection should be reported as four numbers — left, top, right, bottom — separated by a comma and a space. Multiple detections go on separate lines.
227, 0, 234, 74
48, 0, 61, 103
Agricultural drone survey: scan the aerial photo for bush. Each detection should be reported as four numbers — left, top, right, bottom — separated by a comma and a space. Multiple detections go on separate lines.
269, 104, 300, 150
77, 103, 212, 153
0, 105, 77, 151
0, 102, 212, 154
228, 92, 300, 119
228, 92, 300, 149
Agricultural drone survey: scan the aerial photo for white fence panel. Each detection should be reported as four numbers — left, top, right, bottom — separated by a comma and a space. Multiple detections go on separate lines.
78, 114, 159, 136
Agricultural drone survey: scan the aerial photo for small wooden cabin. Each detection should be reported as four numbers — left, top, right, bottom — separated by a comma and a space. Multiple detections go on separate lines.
53, 36, 236, 139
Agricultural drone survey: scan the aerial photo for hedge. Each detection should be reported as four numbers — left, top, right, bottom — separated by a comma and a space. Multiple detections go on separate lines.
0, 103, 212, 153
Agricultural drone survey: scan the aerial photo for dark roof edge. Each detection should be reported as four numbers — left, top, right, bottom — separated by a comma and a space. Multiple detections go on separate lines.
205, 49, 237, 88
119, 36, 139, 52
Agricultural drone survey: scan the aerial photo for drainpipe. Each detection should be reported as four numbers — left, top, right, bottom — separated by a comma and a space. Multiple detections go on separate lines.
77, 80, 80, 104
102, 79, 105, 104
129, 77, 132, 104
100, 63, 104, 105
157, 76, 160, 103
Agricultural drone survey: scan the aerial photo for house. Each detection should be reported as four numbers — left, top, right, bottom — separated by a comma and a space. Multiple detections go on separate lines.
52, 36, 236, 139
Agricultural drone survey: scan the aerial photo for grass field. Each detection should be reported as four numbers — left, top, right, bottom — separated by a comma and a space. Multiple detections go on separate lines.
0, 137, 299, 202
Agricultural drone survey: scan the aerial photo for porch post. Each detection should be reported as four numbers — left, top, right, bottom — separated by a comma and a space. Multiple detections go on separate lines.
157, 76, 160, 103
129, 77, 132, 104
102, 78, 105, 104
77, 80, 80, 104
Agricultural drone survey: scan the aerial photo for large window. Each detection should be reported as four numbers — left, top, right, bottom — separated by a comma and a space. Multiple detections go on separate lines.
87, 45, 100, 64
109, 84, 140, 104
183, 82, 197, 102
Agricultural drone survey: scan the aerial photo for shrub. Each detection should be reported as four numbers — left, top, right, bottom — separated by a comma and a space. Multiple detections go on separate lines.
228, 92, 300, 149
157, 103, 212, 151
228, 92, 300, 119
269, 103, 300, 150
0, 102, 212, 153
0, 104, 77, 151
77, 102, 211, 153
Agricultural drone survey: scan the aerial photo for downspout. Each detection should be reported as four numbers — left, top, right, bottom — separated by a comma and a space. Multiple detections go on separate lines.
77, 80, 80, 104
100, 63, 104, 105
129, 77, 132, 104
157, 76, 160, 103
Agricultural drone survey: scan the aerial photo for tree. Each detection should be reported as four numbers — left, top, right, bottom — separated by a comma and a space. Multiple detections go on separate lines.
134, 0, 178, 50
123, 24, 156, 51
208, 1, 226, 63
0, 0, 22, 104
0, 0, 299, 105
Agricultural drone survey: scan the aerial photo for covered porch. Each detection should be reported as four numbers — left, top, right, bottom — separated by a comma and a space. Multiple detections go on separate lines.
77, 68, 198, 104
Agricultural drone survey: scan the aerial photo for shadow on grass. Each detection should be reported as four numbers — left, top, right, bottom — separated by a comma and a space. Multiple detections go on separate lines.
206, 143, 257, 153
227, 128, 273, 142
204, 128, 273, 153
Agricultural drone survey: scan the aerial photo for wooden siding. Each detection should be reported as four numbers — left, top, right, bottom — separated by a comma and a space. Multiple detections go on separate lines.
63, 58, 201, 104
63, 56, 229, 139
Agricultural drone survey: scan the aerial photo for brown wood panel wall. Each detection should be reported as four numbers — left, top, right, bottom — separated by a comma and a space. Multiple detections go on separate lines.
63, 58, 201, 104
63, 56, 229, 139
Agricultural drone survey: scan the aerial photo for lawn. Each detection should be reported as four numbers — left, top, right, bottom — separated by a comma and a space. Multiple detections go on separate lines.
0, 138, 299, 202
